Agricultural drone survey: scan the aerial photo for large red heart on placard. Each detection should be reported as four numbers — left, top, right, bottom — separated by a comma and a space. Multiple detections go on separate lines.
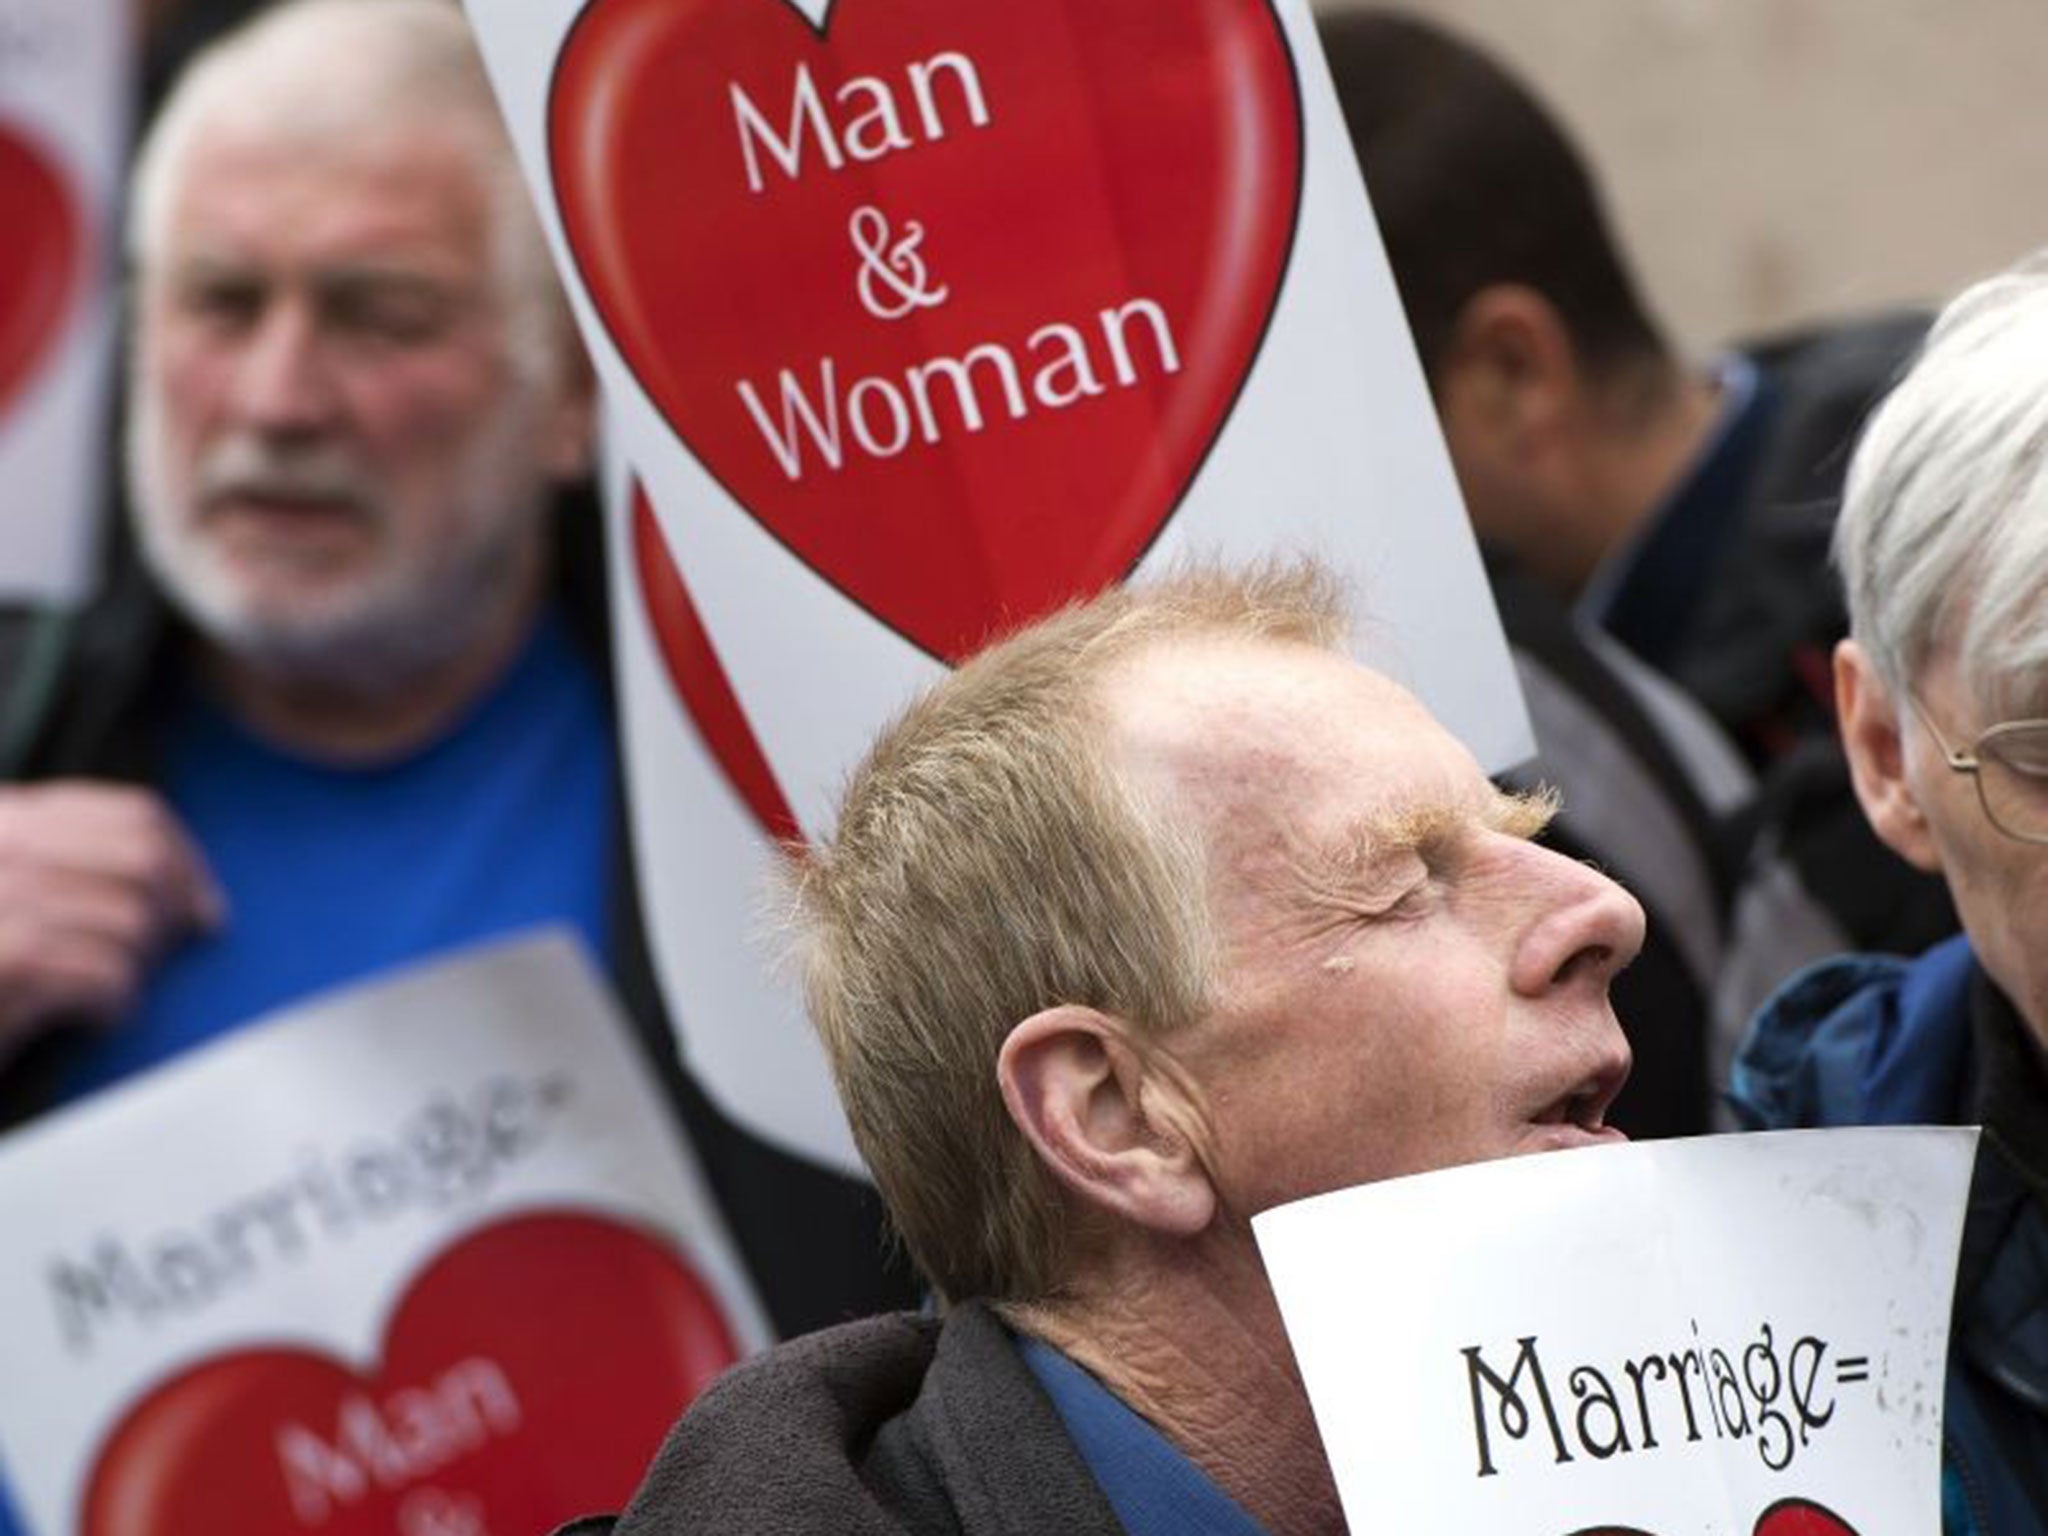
552, 0, 1302, 661
80, 1210, 740, 1535
0, 118, 82, 423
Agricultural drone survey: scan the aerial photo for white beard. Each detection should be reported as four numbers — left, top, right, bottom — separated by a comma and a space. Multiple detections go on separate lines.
126, 375, 553, 696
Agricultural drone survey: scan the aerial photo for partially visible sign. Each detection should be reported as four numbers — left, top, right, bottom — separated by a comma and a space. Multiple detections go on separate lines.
471, 0, 1530, 1169
0, 0, 125, 602
1254, 1129, 1977, 1536
0, 932, 768, 1536
602, 438, 859, 1167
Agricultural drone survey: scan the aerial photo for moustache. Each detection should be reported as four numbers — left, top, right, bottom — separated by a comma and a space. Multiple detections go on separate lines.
194, 440, 381, 518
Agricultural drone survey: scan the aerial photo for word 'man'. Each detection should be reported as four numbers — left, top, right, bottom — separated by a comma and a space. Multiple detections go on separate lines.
1463, 1322, 1843, 1478
737, 299, 1182, 480
276, 1355, 520, 1524
732, 51, 991, 195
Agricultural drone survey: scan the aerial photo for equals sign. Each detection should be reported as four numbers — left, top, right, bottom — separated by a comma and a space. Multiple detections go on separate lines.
1836, 1357, 1872, 1384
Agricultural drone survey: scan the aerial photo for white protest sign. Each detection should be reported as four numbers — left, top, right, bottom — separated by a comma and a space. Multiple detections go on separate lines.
0, 931, 768, 1536
1254, 1128, 1977, 1536
599, 435, 861, 1168
467, 0, 1528, 1167
0, 0, 125, 603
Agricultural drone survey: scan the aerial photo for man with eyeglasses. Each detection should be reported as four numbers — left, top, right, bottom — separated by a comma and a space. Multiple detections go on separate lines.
1731, 254, 2048, 1536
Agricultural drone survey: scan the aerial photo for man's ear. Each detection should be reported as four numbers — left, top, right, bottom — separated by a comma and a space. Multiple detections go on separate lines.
1433, 283, 1581, 464
997, 1007, 1215, 1239
1835, 639, 1943, 873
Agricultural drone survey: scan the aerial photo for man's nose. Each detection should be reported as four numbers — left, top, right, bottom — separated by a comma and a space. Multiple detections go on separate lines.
1508, 843, 1648, 998
228, 303, 340, 436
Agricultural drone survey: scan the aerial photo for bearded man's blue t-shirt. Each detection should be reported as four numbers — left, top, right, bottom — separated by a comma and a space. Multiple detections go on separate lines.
0, 614, 612, 1536
57, 607, 616, 1101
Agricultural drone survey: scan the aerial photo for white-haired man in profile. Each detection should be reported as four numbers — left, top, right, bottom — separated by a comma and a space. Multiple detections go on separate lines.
0, 0, 905, 1334
1732, 255, 2048, 1534
572, 562, 1643, 1536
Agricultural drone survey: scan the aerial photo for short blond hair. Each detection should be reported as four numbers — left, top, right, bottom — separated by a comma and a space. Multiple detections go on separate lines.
790, 561, 1348, 1303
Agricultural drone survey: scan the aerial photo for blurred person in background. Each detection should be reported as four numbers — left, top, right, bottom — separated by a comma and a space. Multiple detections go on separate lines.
0, 0, 908, 1337
1318, 8, 1924, 764
1319, 7, 1957, 1094
139, 0, 271, 109
1732, 254, 2048, 1535
1313, 8, 1749, 1126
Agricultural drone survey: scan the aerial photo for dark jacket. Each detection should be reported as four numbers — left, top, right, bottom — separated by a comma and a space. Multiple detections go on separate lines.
1493, 314, 1959, 1132
1687, 315, 1959, 961
562, 1303, 1126, 1536
1671, 314, 1928, 765
1731, 937, 2048, 1536
0, 495, 917, 1340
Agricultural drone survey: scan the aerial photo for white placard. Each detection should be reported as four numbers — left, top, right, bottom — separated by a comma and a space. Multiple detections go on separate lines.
600, 435, 861, 1168
469, 0, 1530, 1168
0, 931, 768, 1536
1254, 1128, 1978, 1536
0, 0, 126, 603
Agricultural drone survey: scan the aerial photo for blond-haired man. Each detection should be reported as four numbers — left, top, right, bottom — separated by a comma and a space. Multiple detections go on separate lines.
588, 563, 1642, 1536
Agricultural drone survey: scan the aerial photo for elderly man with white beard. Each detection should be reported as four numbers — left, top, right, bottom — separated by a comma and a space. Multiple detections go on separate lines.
0, 0, 909, 1339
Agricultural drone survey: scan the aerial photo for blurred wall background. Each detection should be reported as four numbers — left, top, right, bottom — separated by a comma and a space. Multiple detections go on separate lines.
1316, 0, 2048, 351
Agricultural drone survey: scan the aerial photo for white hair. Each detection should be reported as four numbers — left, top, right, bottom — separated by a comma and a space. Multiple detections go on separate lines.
127, 0, 568, 387
1835, 251, 2048, 717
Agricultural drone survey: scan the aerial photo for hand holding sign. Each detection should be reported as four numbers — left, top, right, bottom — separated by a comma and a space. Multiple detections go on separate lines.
0, 782, 223, 1060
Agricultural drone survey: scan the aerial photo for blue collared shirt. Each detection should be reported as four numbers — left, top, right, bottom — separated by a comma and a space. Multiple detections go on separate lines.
1017, 1335, 1270, 1536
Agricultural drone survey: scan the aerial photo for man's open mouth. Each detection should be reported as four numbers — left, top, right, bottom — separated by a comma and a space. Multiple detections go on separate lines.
1533, 1066, 1627, 1138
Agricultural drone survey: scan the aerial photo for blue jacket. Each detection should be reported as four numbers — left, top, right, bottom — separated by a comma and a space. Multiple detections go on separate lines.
1731, 936, 2048, 1536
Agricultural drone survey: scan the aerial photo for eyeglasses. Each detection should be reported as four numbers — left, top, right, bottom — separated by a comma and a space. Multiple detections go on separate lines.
1905, 691, 2048, 845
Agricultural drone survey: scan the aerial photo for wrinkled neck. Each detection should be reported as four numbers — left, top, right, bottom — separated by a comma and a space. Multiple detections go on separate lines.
1011, 1231, 1345, 1536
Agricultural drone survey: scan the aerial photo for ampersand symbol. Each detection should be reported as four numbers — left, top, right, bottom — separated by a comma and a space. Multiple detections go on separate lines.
850, 205, 950, 321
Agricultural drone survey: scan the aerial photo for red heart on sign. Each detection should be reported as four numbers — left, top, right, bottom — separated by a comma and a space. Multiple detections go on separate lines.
633, 479, 801, 841
1753, 1499, 1858, 1536
551, 0, 1302, 661
0, 118, 82, 423
1567, 1502, 1857, 1536
81, 1210, 740, 1535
